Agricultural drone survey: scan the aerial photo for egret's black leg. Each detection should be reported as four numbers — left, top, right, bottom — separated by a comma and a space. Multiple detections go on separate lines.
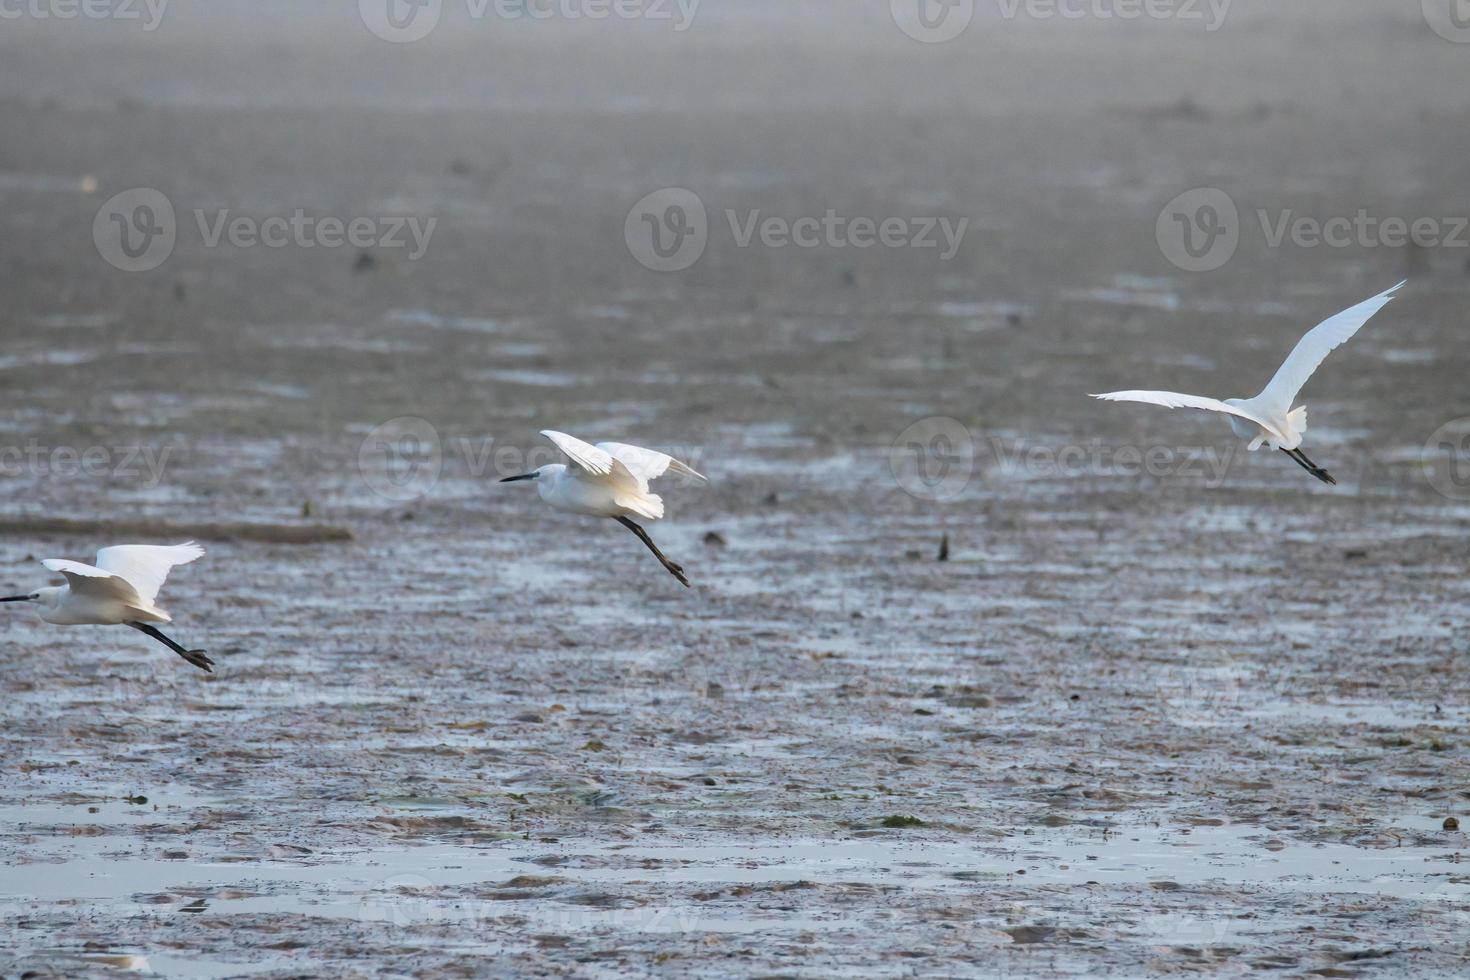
127, 622, 213, 672
615, 517, 691, 587
1279, 448, 1336, 486
1278, 447, 1315, 477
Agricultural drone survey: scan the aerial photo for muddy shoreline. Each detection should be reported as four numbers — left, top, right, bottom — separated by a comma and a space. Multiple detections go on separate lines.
3, 3, 1470, 976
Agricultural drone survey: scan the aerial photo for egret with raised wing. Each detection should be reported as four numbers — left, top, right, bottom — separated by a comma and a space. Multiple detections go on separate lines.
1, 542, 211, 671
1092, 281, 1407, 485
501, 431, 706, 587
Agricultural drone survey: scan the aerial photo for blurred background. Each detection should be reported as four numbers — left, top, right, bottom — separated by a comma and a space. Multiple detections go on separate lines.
2, 1, 1469, 975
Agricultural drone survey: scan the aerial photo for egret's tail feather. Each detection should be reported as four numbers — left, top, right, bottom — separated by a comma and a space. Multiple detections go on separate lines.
125, 604, 171, 624
617, 490, 664, 521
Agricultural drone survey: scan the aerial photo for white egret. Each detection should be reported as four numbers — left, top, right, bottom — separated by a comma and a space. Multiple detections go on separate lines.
1, 542, 211, 670
1092, 281, 1407, 485
501, 431, 706, 587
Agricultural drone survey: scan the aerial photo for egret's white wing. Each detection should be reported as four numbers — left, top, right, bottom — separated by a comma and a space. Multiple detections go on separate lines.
41, 559, 146, 607
93, 542, 204, 605
1091, 390, 1285, 438
596, 442, 707, 483
1255, 281, 1406, 415
542, 430, 614, 476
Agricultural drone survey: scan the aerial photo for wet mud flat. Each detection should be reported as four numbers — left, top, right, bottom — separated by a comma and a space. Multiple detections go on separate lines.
3, 4, 1470, 976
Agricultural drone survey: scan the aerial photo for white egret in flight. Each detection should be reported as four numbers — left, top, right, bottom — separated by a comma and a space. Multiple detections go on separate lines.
501, 431, 707, 587
1092, 281, 1407, 485
1, 542, 211, 670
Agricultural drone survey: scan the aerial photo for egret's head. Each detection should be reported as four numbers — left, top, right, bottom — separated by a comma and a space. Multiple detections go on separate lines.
500, 466, 550, 484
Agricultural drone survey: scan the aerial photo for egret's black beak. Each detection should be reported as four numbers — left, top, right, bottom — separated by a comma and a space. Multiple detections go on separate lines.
500, 473, 537, 483
0, 595, 31, 603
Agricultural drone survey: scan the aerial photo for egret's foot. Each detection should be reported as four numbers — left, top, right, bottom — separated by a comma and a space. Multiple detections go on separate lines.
128, 622, 214, 672
179, 649, 214, 672
1297, 450, 1336, 486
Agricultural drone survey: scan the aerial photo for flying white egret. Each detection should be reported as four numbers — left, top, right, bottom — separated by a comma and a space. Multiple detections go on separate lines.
1, 542, 211, 671
501, 431, 707, 587
1092, 281, 1407, 485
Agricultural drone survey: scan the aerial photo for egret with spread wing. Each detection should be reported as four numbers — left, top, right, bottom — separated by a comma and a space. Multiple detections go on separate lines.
1, 542, 211, 670
501, 431, 706, 587
1092, 281, 1407, 485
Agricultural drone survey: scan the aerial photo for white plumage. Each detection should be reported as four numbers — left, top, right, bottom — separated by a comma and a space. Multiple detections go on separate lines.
2, 542, 212, 671
503, 431, 707, 587
1092, 281, 1407, 484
